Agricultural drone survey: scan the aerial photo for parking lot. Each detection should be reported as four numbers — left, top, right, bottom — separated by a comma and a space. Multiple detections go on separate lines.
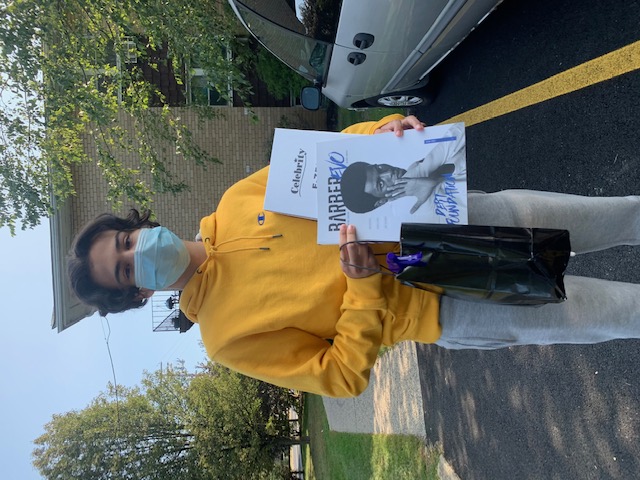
410, 0, 640, 478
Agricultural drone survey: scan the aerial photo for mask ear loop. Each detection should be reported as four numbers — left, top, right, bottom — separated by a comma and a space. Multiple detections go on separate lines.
339, 240, 399, 277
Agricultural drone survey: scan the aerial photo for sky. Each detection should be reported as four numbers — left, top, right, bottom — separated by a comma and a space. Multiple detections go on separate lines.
0, 221, 207, 479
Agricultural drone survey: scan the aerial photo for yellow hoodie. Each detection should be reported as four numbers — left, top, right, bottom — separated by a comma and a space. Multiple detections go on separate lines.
180, 114, 440, 397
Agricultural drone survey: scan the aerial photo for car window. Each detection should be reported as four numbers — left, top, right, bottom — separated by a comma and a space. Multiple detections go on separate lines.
233, 0, 341, 82
295, 0, 342, 43
238, 0, 342, 42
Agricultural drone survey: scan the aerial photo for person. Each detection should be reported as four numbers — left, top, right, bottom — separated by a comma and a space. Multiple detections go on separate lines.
340, 160, 456, 214
68, 114, 640, 398
340, 122, 465, 215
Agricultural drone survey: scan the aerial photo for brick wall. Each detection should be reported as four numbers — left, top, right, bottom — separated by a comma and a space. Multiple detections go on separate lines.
69, 106, 327, 239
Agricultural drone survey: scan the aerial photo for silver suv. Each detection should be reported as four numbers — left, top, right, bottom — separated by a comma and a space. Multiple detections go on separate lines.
228, 0, 502, 109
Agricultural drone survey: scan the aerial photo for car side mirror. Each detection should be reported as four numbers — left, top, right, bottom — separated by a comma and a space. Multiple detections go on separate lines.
301, 86, 322, 111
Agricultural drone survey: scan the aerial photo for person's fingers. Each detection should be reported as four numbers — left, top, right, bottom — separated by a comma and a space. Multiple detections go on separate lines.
410, 197, 428, 214
339, 223, 348, 245
346, 223, 357, 243
374, 116, 427, 136
389, 179, 408, 188
339, 223, 350, 262
385, 183, 407, 197
338, 225, 379, 278
374, 120, 400, 135
394, 116, 427, 136
402, 115, 426, 131
339, 224, 358, 273
387, 190, 405, 199
344, 225, 361, 268
338, 223, 346, 239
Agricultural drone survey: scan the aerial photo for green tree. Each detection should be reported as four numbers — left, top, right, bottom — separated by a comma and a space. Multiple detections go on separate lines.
187, 362, 303, 480
0, 0, 255, 234
32, 383, 208, 479
32, 362, 302, 480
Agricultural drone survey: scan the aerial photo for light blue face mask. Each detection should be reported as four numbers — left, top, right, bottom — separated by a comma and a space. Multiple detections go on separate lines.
134, 227, 190, 290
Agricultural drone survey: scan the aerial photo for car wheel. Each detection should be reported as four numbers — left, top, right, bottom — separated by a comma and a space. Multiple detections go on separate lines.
366, 89, 433, 108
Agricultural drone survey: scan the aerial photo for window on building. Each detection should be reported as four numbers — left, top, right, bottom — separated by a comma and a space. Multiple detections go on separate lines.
189, 71, 229, 106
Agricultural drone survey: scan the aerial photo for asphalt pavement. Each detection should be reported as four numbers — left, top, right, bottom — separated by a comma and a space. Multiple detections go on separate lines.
327, 0, 640, 478
415, 0, 640, 478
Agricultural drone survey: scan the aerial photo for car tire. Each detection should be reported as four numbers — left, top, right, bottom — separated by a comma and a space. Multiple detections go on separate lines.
365, 88, 433, 108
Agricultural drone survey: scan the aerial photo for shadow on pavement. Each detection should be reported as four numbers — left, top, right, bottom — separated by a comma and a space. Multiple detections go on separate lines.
417, 340, 640, 480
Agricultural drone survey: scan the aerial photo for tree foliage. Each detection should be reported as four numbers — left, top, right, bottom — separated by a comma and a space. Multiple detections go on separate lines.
32, 361, 301, 480
33, 387, 202, 479
0, 0, 255, 234
187, 362, 300, 480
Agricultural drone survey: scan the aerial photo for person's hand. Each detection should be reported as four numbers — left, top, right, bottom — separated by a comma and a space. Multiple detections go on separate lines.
339, 224, 380, 278
374, 115, 425, 137
384, 177, 443, 214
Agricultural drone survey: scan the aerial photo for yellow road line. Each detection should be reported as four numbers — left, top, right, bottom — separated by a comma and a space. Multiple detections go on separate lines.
441, 39, 640, 127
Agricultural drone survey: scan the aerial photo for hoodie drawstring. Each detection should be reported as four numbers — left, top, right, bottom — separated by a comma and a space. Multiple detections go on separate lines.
196, 234, 284, 274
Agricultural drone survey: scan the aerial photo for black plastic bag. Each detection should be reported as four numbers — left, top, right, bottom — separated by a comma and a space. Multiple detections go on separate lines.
389, 223, 572, 305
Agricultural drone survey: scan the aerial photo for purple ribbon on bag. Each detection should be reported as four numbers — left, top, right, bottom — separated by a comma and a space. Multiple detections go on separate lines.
386, 252, 425, 274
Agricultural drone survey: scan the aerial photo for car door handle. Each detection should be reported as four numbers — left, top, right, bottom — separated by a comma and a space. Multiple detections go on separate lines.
353, 33, 375, 50
347, 52, 366, 66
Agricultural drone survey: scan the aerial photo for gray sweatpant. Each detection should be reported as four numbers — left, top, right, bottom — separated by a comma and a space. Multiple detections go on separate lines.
436, 190, 640, 349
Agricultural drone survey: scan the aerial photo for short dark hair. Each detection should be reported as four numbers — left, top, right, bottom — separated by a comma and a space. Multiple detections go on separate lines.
68, 209, 159, 316
339, 162, 377, 213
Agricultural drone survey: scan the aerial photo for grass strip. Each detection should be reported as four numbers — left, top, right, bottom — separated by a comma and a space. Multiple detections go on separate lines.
301, 394, 440, 480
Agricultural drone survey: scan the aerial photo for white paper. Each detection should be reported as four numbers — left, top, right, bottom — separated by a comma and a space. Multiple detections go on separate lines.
316, 123, 468, 244
264, 128, 351, 219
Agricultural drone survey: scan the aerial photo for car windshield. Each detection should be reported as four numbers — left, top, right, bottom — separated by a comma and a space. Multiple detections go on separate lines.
233, 0, 341, 82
